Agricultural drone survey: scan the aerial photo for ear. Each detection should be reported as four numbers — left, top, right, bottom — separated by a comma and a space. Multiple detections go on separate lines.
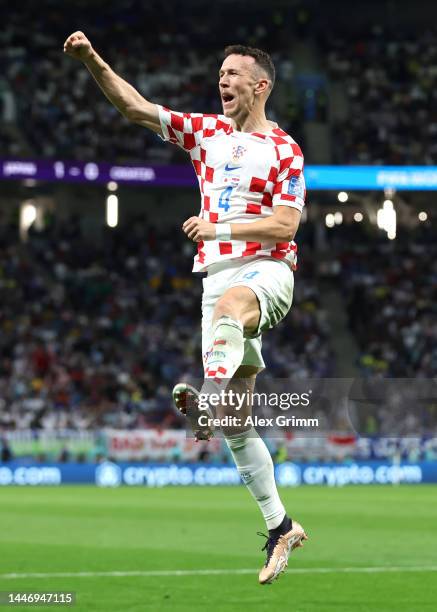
254, 78, 270, 96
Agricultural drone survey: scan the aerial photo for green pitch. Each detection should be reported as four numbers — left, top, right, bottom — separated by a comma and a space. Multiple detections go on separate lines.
0, 485, 436, 611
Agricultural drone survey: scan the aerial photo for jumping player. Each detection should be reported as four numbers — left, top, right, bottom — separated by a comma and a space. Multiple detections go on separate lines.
64, 31, 308, 584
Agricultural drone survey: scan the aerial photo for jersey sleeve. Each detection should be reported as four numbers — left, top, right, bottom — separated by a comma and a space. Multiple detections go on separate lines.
272, 143, 306, 212
157, 105, 230, 152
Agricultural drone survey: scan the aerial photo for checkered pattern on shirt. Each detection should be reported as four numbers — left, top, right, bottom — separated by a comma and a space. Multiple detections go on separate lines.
158, 106, 305, 272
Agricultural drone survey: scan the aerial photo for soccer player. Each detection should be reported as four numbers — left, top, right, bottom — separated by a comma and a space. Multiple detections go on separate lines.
64, 31, 308, 584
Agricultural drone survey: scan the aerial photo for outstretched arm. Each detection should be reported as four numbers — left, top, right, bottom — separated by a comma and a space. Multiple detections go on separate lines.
63, 31, 162, 134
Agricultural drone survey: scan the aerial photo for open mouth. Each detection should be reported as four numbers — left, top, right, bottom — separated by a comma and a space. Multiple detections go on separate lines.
222, 93, 235, 106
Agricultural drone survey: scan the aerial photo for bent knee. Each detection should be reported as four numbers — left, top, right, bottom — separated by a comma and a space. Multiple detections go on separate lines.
213, 296, 238, 320
213, 287, 260, 329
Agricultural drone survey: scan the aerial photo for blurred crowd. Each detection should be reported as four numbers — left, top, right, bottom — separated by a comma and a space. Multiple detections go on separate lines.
2, 2, 436, 166
0, 217, 333, 432
338, 228, 437, 377
2, 3, 435, 165
324, 26, 437, 164
1, 0, 302, 164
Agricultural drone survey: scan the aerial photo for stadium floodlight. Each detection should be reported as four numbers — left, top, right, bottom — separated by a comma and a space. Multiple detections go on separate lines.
21, 202, 36, 225
337, 191, 348, 203
325, 213, 335, 228
418, 211, 428, 222
377, 199, 396, 239
19, 200, 37, 242
354, 212, 363, 222
107, 181, 118, 191
106, 194, 118, 228
334, 211, 343, 224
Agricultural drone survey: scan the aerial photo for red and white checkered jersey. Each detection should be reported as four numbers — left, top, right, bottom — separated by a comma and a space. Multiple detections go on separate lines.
158, 105, 306, 272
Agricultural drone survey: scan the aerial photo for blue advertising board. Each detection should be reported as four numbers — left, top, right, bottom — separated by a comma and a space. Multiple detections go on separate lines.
305, 166, 437, 190
1, 461, 437, 487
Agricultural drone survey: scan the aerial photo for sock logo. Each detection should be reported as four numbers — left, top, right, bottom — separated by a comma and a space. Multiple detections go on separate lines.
206, 350, 226, 362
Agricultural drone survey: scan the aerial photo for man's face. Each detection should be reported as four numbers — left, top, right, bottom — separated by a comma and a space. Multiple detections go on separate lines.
219, 54, 261, 119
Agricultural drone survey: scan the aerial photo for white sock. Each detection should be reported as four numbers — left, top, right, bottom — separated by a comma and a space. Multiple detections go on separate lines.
225, 427, 286, 530
202, 316, 244, 395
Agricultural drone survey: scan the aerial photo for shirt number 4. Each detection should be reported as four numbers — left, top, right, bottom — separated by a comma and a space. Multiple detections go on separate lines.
218, 186, 234, 212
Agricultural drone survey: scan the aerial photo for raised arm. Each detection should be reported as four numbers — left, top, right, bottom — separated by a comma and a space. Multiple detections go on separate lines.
63, 31, 162, 134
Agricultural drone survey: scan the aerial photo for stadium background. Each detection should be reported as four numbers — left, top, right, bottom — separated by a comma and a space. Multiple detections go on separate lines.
0, 1, 436, 610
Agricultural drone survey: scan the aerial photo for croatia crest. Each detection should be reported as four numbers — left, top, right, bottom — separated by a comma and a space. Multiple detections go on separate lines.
231, 144, 247, 164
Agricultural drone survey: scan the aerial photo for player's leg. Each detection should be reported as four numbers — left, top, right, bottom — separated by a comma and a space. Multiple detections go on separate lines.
173, 284, 260, 439
220, 364, 307, 584
219, 365, 287, 528
173, 258, 307, 581
201, 285, 260, 392
212, 259, 307, 583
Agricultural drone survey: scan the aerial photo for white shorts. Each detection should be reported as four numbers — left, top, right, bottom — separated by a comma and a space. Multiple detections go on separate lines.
201, 256, 294, 370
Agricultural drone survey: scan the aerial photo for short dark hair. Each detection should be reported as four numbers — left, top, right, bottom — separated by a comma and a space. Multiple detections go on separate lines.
224, 45, 275, 90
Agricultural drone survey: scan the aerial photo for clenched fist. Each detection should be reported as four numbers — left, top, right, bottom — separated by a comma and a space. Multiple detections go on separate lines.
63, 31, 94, 62
182, 217, 216, 242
